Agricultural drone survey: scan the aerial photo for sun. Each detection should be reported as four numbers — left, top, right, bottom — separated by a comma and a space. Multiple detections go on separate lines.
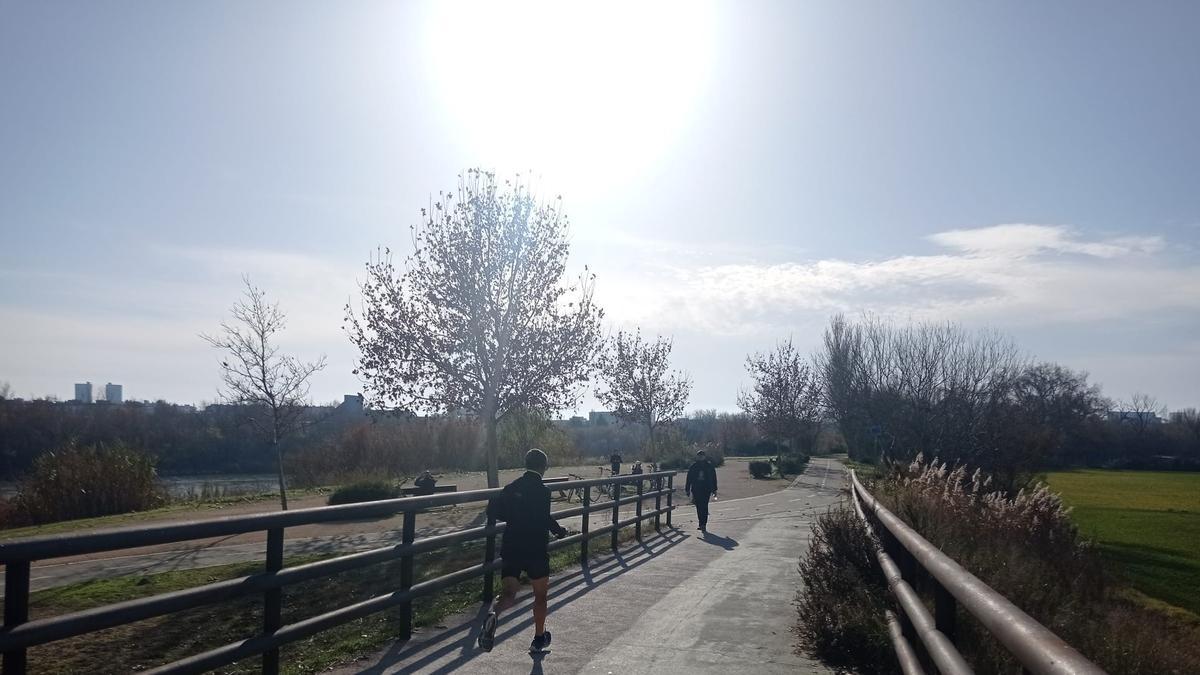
422, 0, 716, 194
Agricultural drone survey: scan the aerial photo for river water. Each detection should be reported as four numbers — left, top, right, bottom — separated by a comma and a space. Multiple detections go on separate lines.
0, 474, 281, 500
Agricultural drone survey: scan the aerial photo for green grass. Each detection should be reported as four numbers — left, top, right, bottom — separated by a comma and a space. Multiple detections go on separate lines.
24, 527, 643, 674
1043, 469, 1200, 616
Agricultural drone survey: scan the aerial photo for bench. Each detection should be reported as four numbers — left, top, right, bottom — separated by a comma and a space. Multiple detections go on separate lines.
398, 484, 458, 496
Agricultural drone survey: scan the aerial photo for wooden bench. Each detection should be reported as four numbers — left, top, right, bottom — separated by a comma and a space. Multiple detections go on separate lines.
398, 484, 458, 497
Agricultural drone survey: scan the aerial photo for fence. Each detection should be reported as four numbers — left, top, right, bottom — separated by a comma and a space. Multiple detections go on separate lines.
848, 470, 1104, 675
0, 471, 678, 674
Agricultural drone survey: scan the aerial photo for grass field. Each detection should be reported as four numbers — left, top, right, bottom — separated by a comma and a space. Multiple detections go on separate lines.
1043, 469, 1200, 616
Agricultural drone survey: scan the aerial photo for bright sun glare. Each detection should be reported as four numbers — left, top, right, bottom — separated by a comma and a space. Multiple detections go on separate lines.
423, 1, 716, 192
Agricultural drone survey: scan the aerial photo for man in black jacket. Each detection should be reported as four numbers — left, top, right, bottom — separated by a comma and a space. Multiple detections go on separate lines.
685, 449, 718, 533
478, 448, 568, 654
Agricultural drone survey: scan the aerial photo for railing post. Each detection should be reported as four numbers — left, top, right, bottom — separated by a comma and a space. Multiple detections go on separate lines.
3, 560, 30, 675
610, 477, 620, 553
398, 510, 417, 641
654, 475, 662, 532
635, 477, 644, 541
262, 527, 284, 675
934, 579, 957, 644
482, 503, 496, 602
580, 486, 591, 564
666, 474, 674, 527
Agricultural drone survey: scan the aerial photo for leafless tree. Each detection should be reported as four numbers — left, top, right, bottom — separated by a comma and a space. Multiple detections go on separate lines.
0, 381, 12, 400
347, 170, 603, 487
595, 330, 692, 460
202, 277, 327, 510
1175, 408, 1200, 443
1119, 392, 1166, 436
738, 338, 823, 454
815, 313, 1026, 471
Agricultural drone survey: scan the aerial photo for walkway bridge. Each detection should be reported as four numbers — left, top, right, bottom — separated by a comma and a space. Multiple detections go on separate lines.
0, 465, 843, 674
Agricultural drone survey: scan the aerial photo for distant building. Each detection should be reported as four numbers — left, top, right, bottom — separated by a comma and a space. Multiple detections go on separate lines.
1107, 410, 1161, 426
589, 410, 618, 426
337, 394, 364, 417
74, 382, 93, 404
105, 383, 123, 404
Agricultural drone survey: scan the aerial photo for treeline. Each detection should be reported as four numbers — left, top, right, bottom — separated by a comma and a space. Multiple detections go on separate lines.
816, 314, 1200, 486
0, 397, 777, 483
0, 400, 294, 478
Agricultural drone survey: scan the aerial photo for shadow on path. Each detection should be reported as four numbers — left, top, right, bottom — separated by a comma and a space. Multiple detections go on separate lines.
355, 528, 688, 675
698, 532, 738, 550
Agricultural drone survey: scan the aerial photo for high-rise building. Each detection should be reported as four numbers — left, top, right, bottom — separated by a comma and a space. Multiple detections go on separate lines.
74, 382, 93, 403
105, 383, 123, 404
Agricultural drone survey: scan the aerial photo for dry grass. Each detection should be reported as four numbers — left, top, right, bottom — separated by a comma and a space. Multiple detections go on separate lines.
799, 456, 1200, 674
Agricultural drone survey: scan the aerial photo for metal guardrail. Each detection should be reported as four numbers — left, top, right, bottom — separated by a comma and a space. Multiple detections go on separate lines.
849, 470, 1105, 675
0, 471, 678, 674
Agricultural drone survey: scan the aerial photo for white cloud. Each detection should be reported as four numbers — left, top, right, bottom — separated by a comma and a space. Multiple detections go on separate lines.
605, 224, 1200, 336
928, 224, 1164, 258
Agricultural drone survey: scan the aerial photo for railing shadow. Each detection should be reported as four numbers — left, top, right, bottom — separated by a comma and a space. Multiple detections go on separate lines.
355, 528, 688, 675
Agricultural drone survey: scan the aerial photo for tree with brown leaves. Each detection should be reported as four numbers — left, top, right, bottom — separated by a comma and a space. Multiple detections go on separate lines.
738, 337, 823, 455
346, 170, 603, 488
595, 329, 692, 460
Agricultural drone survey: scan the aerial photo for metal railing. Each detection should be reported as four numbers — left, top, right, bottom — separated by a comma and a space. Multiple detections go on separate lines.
849, 470, 1104, 675
0, 471, 678, 674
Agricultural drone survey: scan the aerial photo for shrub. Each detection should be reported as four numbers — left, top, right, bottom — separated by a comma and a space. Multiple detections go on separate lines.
13, 442, 165, 525
796, 507, 898, 673
748, 460, 773, 479
327, 480, 401, 505
801, 455, 1200, 674
778, 453, 809, 476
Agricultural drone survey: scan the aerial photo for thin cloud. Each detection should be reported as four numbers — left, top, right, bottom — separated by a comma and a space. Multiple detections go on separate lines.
610, 224, 1199, 335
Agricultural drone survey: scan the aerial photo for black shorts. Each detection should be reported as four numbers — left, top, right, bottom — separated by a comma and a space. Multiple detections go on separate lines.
501, 552, 550, 581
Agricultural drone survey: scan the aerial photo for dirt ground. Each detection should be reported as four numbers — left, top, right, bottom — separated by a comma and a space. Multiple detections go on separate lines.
12, 460, 790, 567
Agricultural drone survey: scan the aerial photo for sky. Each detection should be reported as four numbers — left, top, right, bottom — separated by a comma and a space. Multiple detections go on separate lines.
1, 1, 1198, 412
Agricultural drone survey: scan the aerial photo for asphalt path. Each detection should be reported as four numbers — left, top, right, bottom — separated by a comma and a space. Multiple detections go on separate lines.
331, 457, 846, 674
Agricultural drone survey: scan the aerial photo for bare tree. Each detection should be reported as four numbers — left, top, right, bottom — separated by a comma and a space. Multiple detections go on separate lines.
347, 170, 603, 488
202, 277, 327, 510
738, 338, 823, 455
0, 381, 12, 400
1119, 392, 1166, 436
815, 313, 1025, 471
1175, 408, 1200, 443
595, 329, 692, 460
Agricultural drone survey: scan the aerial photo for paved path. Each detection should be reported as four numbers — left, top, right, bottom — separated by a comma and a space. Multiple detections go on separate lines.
331, 458, 846, 675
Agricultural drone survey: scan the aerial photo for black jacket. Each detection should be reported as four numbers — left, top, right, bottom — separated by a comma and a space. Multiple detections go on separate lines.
686, 459, 718, 494
488, 471, 568, 555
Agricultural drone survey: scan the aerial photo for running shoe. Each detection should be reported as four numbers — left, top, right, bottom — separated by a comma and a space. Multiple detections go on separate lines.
477, 611, 497, 652
530, 630, 552, 653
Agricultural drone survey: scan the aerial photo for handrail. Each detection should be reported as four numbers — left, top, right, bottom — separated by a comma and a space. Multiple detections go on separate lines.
850, 470, 1106, 675
0, 471, 679, 674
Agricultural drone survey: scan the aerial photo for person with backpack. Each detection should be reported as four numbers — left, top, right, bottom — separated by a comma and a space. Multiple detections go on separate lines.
685, 449, 718, 533
478, 448, 568, 655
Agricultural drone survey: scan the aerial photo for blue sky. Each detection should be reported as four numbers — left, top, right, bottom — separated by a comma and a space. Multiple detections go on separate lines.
1, 1, 1198, 411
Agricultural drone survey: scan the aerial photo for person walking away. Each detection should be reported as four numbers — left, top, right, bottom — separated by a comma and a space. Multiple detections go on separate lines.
685, 449, 718, 533
609, 452, 622, 476
478, 449, 568, 654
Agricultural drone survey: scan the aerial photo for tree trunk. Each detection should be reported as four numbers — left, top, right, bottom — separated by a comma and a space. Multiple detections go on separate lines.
274, 435, 288, 511
647, 422, 656, 462
480, 390, 500, 488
